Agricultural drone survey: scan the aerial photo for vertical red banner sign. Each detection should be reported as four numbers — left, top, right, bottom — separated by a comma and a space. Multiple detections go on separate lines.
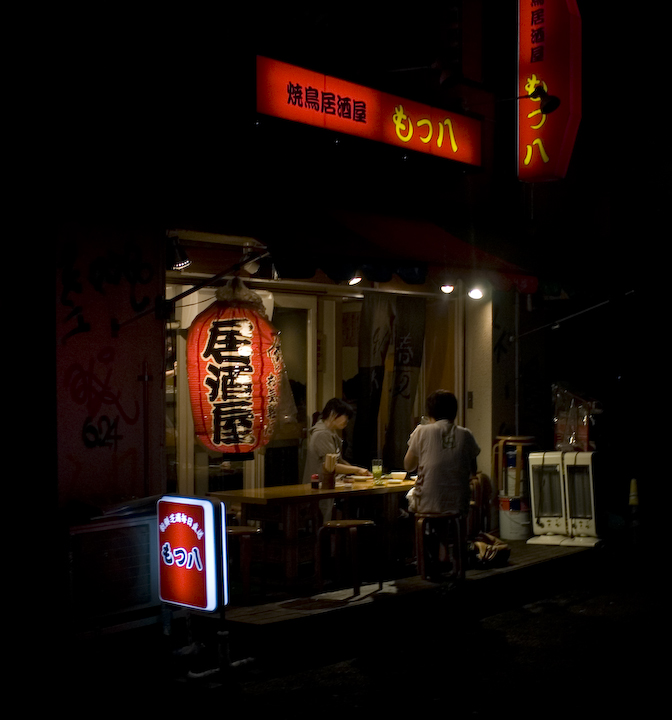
518, 0, 581, 181
157, 496, 229, 611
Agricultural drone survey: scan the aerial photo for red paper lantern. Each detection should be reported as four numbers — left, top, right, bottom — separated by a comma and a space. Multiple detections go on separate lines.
187, 288, 282, 454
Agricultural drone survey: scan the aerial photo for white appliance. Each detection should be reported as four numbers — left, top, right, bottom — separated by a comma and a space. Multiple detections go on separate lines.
560, 451, 601, 547
528, 451, 570, 545
527, 451, 602, 547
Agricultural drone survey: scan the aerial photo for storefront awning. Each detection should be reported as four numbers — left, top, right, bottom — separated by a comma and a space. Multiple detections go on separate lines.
261, 209, 538, 294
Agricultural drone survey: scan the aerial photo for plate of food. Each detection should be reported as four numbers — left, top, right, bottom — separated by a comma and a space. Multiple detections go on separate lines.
343, 475, 370, 482
383, 471, 407, 483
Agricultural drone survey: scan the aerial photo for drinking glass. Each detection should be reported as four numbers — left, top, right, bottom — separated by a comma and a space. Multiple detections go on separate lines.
372, 458, 384, 485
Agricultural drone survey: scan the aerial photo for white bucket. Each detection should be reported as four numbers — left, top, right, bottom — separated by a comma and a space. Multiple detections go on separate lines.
499, 496, 532, 540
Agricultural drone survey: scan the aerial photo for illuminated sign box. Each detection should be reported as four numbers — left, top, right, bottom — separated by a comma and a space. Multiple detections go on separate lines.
517, 0, 581, 181
257, 56, 482, 167
157, 496, 229, 611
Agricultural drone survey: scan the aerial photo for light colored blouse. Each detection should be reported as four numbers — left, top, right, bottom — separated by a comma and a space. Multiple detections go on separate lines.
302, 420, 343, 483
407, 419, 480, 514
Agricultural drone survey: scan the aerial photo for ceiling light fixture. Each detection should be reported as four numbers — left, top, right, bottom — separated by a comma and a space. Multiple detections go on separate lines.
167, 235, 191, 271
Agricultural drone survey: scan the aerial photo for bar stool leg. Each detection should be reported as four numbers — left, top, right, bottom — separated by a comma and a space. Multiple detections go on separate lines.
349, 526, 360, 596
443, 516, 465, 581
455, 516, 466, 581
415, 516, 430, 579
239, 533, 252, 600
375, 527, 384, 591
415, 514, 465, 582
315, 526, 325, 591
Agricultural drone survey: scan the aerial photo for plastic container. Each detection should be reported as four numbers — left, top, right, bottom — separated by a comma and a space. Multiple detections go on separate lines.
499, 495, 532, 540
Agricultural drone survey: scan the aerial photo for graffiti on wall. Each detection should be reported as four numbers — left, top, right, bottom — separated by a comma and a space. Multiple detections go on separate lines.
57, 235, 158, 458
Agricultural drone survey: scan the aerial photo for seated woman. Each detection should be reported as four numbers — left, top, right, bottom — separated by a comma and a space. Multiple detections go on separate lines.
303, 398, 371, 482
404, 390, 480, 577
403, 390, 480, 515
303, 398, 371, 521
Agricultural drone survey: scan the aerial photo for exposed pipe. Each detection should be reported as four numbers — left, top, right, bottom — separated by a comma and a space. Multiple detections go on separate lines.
515, 290, 520, 435
111, 250, 271, 335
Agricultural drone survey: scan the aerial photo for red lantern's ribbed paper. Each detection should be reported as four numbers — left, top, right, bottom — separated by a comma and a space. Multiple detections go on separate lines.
187, 300, 282, 454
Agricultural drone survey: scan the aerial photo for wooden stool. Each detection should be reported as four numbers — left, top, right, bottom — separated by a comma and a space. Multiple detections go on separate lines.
414, 512, 465, 582
492, 436, 536, 498
315, 520, 382, 596
226, 525, 263, 602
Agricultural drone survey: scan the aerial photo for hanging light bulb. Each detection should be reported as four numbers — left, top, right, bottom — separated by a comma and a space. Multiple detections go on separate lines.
468, 287, 484, 299
440, 283, 455, 294
348, 271, 363, 285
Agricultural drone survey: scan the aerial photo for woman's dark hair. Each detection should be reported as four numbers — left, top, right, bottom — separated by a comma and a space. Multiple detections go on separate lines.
426, 390, 458, 421
322, 397, 354, 420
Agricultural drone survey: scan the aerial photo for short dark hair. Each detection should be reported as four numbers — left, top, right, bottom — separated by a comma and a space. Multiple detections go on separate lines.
426, 390, 458, 421
322, 397, 354, 420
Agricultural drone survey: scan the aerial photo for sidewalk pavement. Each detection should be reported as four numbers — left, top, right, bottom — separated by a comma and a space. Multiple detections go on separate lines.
49, 534, 662, 717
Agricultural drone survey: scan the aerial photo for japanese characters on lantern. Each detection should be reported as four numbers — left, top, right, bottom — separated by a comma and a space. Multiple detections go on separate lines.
257, 56, 482, 167
187, 299, 282, 454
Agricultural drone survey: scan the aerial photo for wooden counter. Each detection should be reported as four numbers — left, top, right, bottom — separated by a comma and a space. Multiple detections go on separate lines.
209, 480, 415, 584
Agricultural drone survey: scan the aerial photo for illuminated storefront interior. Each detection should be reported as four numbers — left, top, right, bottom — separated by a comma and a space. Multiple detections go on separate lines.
164, 228, 536, 497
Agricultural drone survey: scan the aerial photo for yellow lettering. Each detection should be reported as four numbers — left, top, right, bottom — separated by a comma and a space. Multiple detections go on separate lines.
528, 108, 546, 130
524, 138, 550, 166
393, 105, 413, 142
417, 118, 433, 144
437, 118, 458, 153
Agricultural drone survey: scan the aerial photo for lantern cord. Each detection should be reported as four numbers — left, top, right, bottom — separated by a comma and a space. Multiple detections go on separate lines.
167, 253, 270, 307
111, 250, 271, 335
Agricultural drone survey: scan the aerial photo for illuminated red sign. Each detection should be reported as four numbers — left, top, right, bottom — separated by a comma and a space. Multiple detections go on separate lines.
517, 0, 581, 181
257, 56, 482, 167
157, 496, 228, 611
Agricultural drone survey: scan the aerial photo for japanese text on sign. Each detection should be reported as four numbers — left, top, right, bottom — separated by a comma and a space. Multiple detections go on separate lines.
202, 318, 258, 448
529, 0, 547, 63
524, 0, 551, 166
392, 106, 458, 153
287, 81, 367, 123
160, 511, 205, 570
257, 56, 482, 167
157, 497, 227, 611
522, 75, 552, 166
159, 510, 206, 539
517, 0, 581, 181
